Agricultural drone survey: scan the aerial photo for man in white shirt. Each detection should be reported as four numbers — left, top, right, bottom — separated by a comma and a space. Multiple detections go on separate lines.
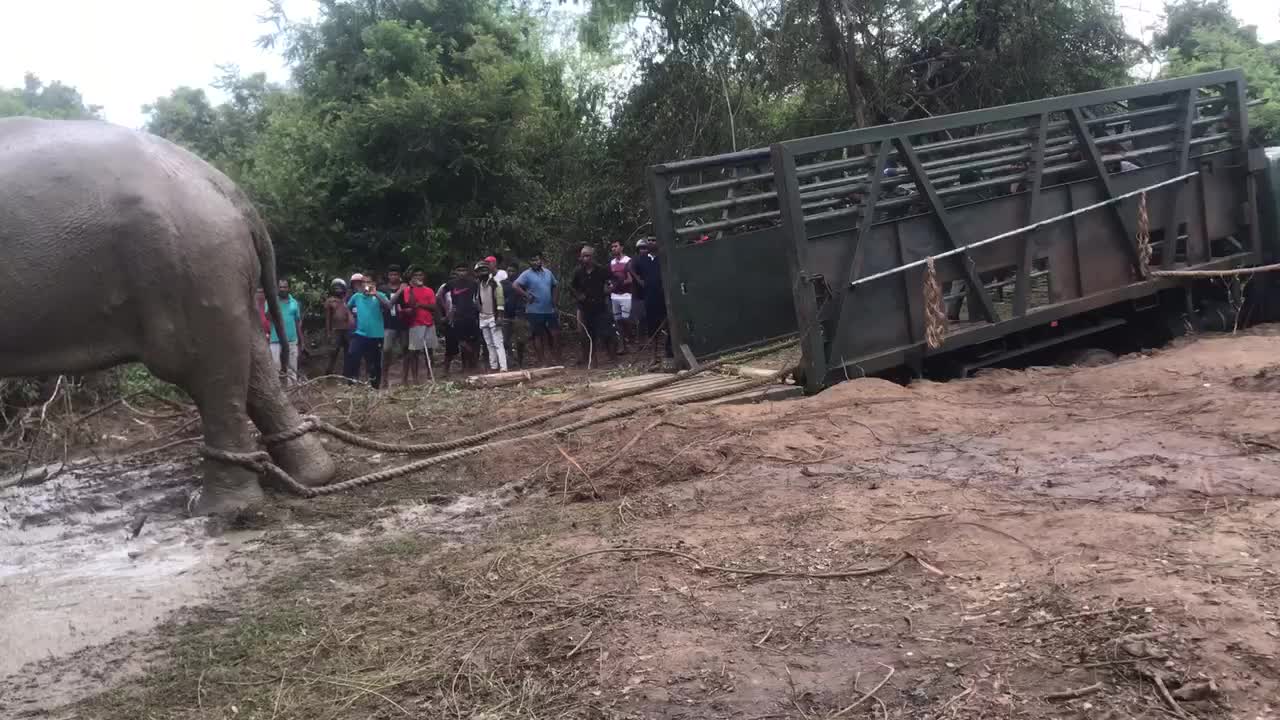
608, 240, 634, 353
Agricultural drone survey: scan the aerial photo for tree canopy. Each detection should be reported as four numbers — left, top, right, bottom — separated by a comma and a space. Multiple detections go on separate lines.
1157, 0, 1280, 143
3, 0, 1274, 282
0, 73, 101, 119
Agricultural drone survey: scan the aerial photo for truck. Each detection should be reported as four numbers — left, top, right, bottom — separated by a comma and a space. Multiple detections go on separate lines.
648, 69, 1280, 393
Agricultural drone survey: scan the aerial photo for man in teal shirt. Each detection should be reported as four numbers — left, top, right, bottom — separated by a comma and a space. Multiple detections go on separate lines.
265, 278, 304, 385
344, 281, 391, 388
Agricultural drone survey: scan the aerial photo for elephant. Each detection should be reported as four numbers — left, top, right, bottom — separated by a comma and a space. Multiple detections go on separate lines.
0, 117, 335, 514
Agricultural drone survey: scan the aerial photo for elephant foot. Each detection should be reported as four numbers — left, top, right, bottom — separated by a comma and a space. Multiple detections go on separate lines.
191, 462, 265, 516
268, 432, 336, 488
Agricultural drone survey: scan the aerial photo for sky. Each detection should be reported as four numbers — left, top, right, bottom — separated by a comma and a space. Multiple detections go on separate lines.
1, 0, 1277, 129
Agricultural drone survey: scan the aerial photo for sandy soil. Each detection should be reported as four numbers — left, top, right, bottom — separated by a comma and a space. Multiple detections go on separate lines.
4, 328, 1280, 718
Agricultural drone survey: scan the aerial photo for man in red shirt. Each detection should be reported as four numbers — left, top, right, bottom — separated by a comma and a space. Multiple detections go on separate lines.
392, 267, 438, 384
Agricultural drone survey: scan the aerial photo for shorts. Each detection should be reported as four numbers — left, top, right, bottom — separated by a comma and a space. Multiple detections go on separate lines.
383, 328, 407, 353
408, 325, 437, 351
449, 317, 480, 353
527, 312, 559, 337
611, 294, 632, 321
505, 316, 530, 346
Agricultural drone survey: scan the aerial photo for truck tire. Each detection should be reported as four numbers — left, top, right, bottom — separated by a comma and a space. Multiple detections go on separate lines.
1059, 347, 1117, 368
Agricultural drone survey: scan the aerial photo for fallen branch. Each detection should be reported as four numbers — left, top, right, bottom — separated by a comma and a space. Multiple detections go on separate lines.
556, 444, 600, 498
1144, 670, 1191, 719
588, 418, 664, 475
829, 663, 895, 719
466, 366, 566, 388
1043, 682, 1103, 701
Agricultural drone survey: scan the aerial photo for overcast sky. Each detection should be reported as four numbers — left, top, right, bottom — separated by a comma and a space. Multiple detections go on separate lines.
1, 0, 1276, 129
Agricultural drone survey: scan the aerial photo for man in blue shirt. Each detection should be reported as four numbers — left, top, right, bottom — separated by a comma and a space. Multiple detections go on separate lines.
513, 252, 560, 365
343, 281, 391, 388
265, 278, 304, 385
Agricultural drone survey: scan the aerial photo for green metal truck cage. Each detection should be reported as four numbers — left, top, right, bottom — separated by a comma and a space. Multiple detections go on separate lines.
650, 69, 1275, 391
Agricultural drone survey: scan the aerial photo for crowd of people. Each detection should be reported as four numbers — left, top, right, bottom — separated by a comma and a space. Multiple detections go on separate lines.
255, 239, 672, 389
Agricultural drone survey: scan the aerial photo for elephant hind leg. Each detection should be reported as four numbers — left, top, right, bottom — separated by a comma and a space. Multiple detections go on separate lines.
147, 343, 264, 515
246, 338, 335, 488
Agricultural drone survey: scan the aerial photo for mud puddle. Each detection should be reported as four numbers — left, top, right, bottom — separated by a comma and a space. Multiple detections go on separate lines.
0, 455, 529, 715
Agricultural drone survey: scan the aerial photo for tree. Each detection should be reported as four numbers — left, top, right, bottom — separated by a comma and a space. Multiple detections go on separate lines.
1157, 0, 1280, 144
0, 73, 102, 119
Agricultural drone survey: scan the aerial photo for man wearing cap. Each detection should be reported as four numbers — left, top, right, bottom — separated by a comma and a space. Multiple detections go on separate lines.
485, 255, 508, 283
475, 260, 508, 372
378, 265, 407, 386
344, 277, 392, 388
629, 237, 671, 366
324, 277, 354, 376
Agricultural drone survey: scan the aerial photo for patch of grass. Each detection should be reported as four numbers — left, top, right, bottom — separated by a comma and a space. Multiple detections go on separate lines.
84, 603, 320, 717
75, 506, 604, 720
114, 363, 188, 403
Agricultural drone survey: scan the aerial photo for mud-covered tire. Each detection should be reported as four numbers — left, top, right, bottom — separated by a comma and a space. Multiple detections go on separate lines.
1059, 347, 1117, 368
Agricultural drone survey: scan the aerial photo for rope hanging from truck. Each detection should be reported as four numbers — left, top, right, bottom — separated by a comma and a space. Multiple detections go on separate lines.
1134, 189, 1280, 278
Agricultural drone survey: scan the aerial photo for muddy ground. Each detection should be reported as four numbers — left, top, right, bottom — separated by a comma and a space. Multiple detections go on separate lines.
3, 329, 1280, 719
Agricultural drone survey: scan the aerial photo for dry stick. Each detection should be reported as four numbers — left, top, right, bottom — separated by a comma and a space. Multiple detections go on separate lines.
1023, 603, 1150, 628
938, 686, 974, 713
565, 628, 595, 659
488, 548, 916, 609
588, 418, 665, 475
16, 375, 65, 484
829, 663, 895, 719
1043, 681, 1103, 701
556, 444, 600, 498
1148, 672, 1191, 720
952, 521, 1043, 557
754, 627, 774, 648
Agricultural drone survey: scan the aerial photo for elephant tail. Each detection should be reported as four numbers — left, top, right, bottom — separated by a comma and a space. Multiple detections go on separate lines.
249, 208, 289, 376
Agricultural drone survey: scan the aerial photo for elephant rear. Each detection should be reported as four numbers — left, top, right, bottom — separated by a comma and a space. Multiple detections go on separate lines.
0, 117, 269, 378
0, 117, 335, 514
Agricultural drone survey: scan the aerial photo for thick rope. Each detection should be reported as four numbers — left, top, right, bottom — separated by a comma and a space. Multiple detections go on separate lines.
1149, 262, 1280, 278
259, 336, 800, 454
1136, 191, 1152, 277
1132, 190, 1279, 279
207, 362, 797, 498
923, 256, 949, 350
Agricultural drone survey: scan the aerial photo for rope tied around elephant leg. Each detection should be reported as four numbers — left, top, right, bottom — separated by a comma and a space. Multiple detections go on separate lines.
260, 416, 321, 446
199, 445, 318, 498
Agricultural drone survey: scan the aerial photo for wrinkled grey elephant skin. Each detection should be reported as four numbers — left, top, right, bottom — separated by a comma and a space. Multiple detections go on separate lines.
0, 117, 334, 514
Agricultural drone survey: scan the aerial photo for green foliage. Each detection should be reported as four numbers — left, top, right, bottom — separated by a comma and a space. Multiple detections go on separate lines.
120, 0, 1270, 292
1158, 0, 1280, 144
113, 364, 187, 403
0, 73, 102, 119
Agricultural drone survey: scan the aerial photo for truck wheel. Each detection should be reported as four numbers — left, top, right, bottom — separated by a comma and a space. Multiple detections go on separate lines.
1059, 347, 1117, 367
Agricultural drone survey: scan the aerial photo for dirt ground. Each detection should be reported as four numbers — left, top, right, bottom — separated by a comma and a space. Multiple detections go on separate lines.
4, 328, 1280, 719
